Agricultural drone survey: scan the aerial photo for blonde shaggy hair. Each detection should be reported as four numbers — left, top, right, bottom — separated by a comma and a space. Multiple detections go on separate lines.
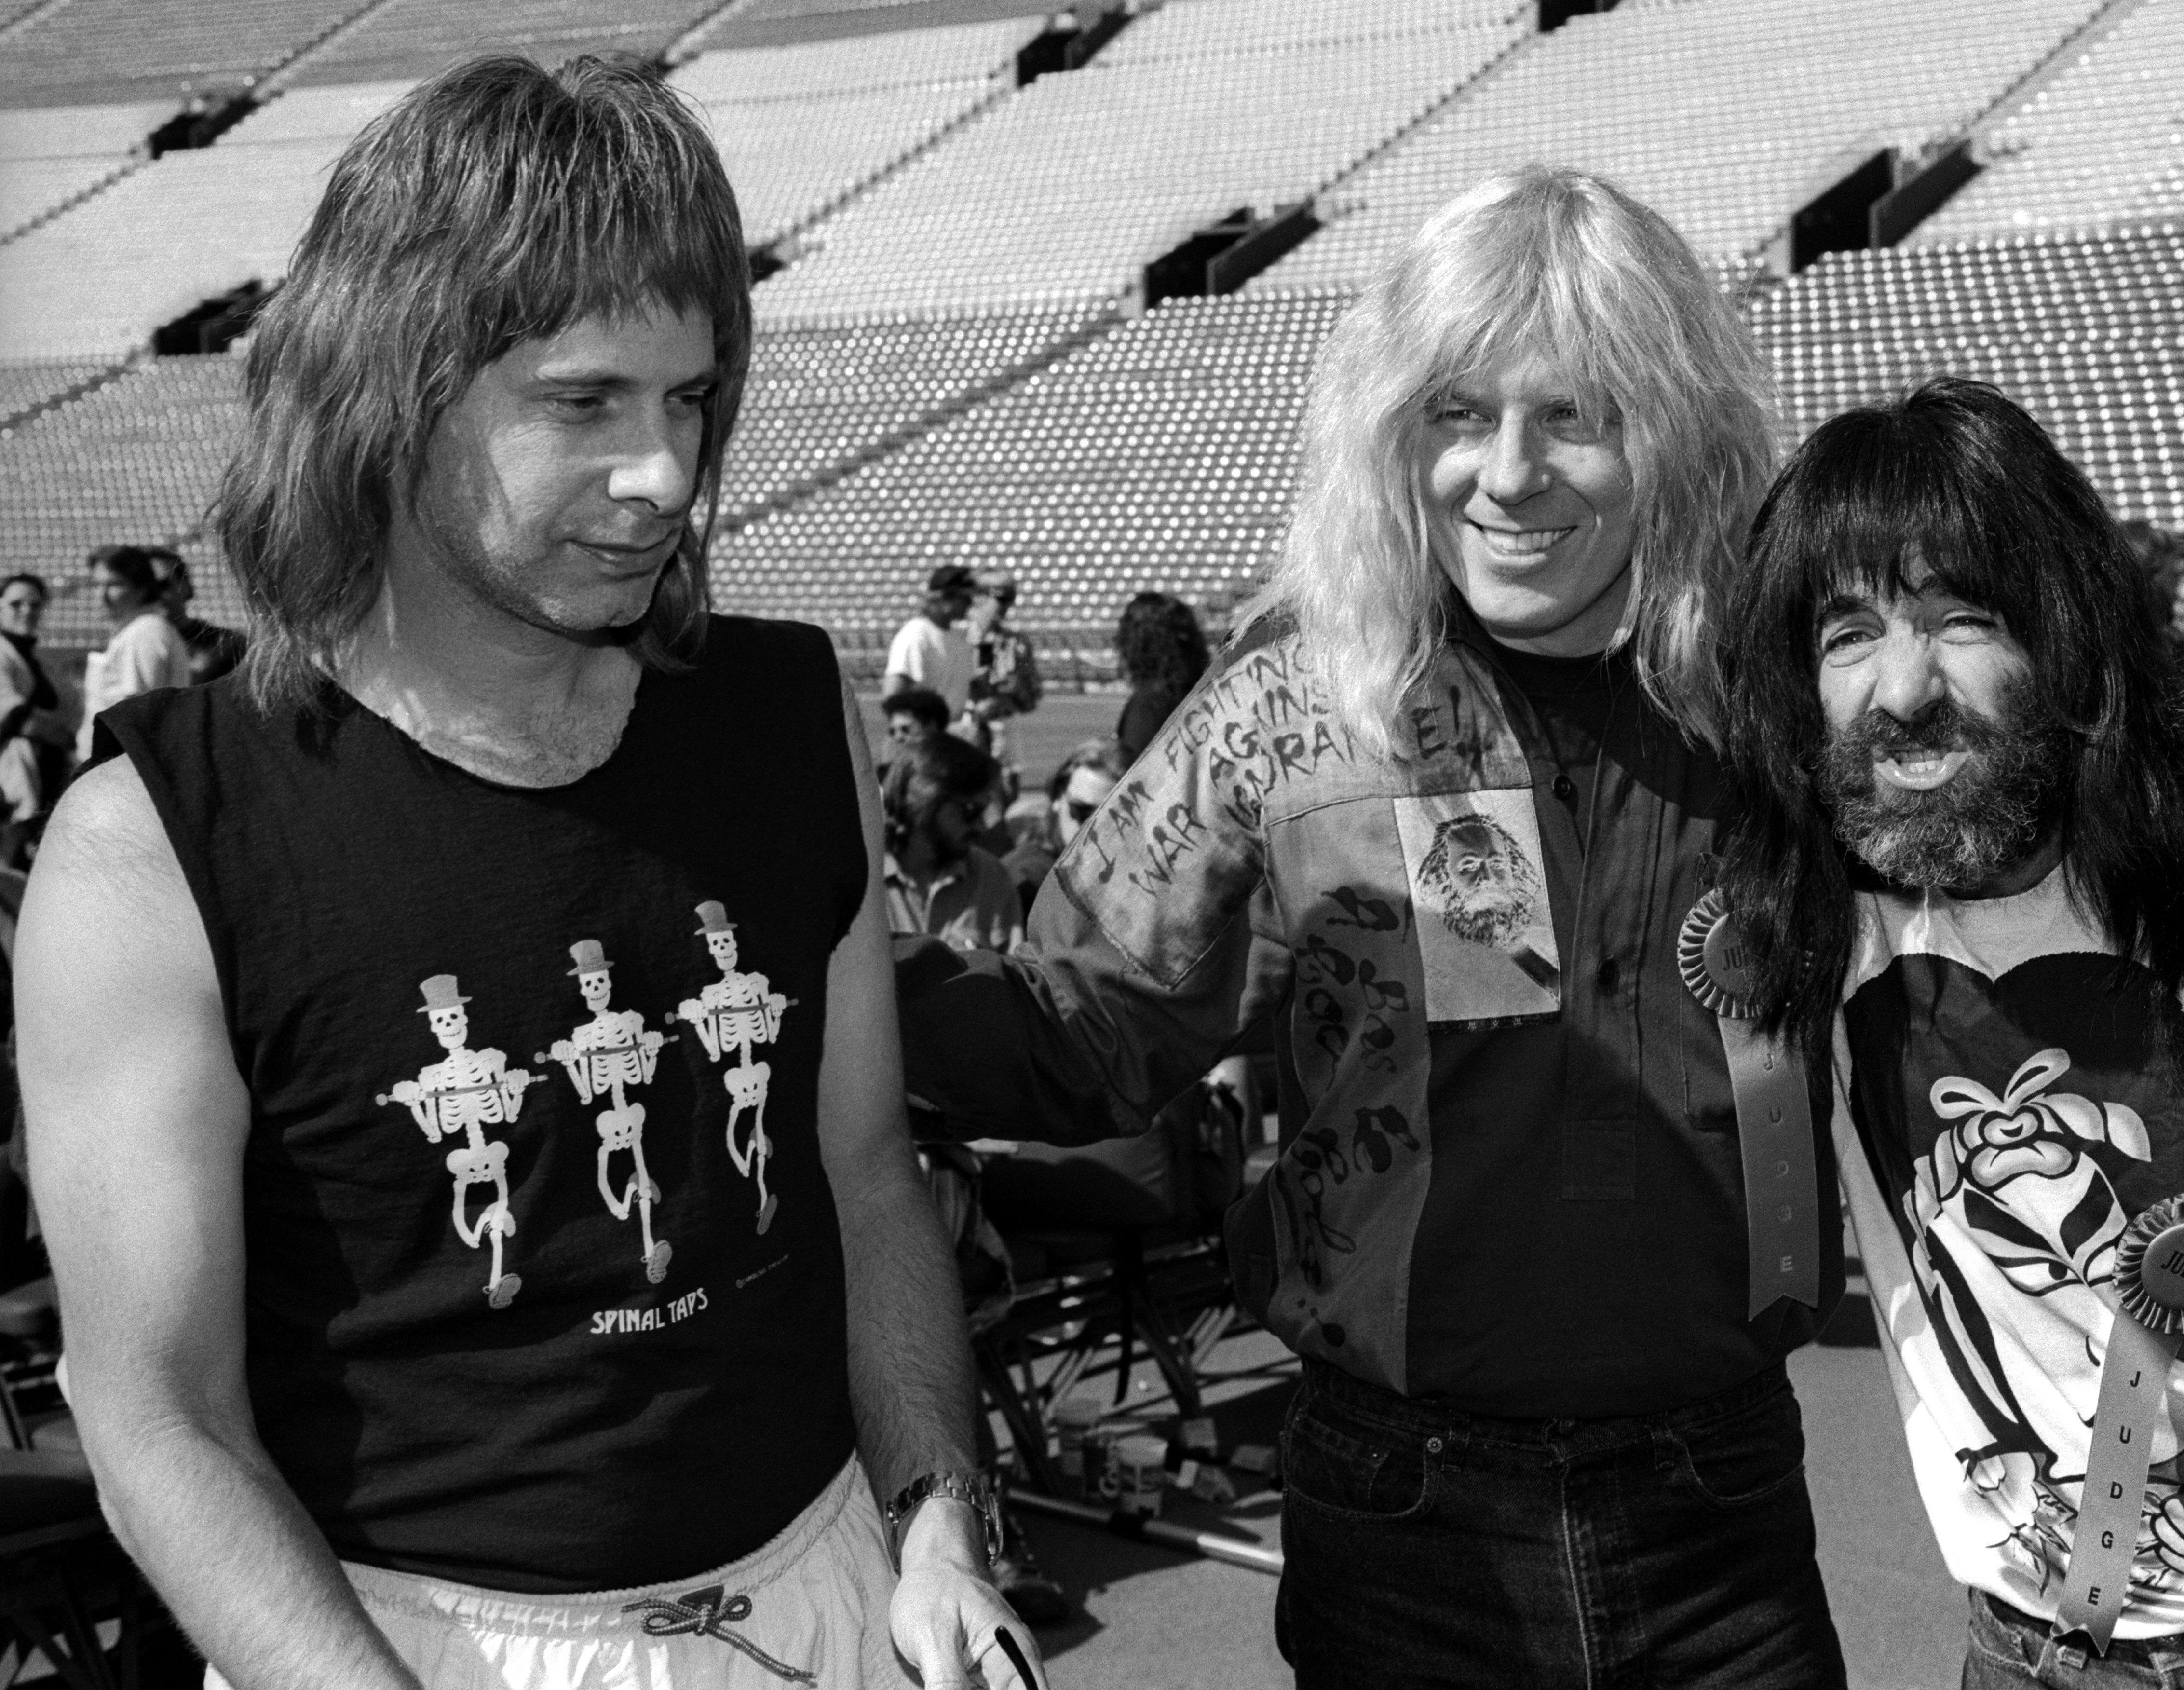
1256, 165, 1777, 759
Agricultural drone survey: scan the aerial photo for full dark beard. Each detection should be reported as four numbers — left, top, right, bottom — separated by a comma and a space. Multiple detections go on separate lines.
1817, 676, 2070, 895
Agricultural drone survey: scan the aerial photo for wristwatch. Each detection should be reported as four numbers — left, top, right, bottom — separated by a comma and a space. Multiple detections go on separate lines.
884, 1469, 1004, 1568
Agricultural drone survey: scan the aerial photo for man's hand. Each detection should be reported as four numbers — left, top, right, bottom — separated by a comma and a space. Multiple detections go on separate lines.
890, 1501, 1049, 1690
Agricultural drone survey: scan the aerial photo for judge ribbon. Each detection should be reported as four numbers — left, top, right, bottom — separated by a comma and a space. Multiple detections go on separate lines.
1677, 890, 1820, 1319
2053, 1198, 2184, 1653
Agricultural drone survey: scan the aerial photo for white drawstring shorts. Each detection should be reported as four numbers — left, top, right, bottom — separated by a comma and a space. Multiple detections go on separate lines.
207, 1457, 911, 1689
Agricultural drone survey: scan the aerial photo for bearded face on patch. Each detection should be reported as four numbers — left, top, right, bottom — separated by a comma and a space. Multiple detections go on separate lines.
1417, 813, 1543, 947
1812, 559, 2071, 896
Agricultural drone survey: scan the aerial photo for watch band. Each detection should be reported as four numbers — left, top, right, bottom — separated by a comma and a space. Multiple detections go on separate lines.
884, 1469, 1003, 1567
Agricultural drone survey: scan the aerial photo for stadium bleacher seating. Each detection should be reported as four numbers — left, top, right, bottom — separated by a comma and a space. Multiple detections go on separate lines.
1913, 0, 2184, 243
0, 0, 360, 109
717, 0, 962, 28
720, 305, 1114, 523
0, 355, 245, 644
754, 12, 1527, 317
0, 79, 411, 362
1257, 0, 2109, 287
0, 101, 173, 241
1097, 0, 1527, 64
0, 361, 113, 428
709, 291, 1350, 644
0, 0, 2178, 666
1750, 227, 2184, 529
673, 16, 1041, 247
283, 0, 722, 88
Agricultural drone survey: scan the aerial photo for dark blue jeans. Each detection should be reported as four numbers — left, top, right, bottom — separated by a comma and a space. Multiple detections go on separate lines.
1275, 1360, 1846, 1689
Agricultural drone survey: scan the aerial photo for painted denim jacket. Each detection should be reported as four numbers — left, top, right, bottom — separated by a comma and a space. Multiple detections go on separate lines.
900, 613, 1839, 1403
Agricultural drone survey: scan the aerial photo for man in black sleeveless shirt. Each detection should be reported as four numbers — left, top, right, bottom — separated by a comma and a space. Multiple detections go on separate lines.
16, 58, 1042, 1690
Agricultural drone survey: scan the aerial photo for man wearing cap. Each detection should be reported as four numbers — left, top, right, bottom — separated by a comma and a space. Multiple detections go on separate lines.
884, 567, 978, 718
963, 567, 1041, 772
17, 56, 1042, 1690
1719, 379, 2184, 1682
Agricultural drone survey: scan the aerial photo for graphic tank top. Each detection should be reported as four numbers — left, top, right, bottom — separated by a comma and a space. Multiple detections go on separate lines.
100, 616, 867, 1593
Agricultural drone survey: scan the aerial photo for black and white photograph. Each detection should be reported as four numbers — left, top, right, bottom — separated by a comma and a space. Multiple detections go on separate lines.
0, 1, 2181, 1686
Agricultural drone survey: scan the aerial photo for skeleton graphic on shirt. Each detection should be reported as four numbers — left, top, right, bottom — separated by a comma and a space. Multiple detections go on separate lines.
377, 974, 534, 1308
541, 940, 673, 1284
677, 901, 789, 1234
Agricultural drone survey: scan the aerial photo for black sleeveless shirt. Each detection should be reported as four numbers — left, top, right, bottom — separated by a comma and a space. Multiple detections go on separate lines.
100, 616, 867, 1593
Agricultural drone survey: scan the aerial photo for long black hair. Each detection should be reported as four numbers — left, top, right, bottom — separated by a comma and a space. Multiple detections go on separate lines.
1720, 377, 2184, 1072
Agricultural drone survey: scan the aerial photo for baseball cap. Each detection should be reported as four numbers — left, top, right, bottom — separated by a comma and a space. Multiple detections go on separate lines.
926, 565, 977, 596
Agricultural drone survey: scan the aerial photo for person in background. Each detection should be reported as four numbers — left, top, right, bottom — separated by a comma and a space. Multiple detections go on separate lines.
963, 567, 1042, 777
881, 685, 952, 760
0, 574, 67, 865
76, 545, 192, 766
1000, 738, 1126, 916
1721, 379, 2184, 1686
883, 735, 1021, 956
885, 565, 978, 718
1113, 590, 1208, 765
896, 165, 1848, 1688
150, 551, 248, 685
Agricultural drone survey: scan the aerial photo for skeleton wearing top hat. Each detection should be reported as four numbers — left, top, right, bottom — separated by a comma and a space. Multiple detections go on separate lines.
377, 974, 535, 1308
676, 901, 789, 1235
541, 940, 672, 1284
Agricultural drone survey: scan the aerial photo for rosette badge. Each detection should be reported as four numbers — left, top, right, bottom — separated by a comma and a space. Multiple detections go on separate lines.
1679, 889, 1758, 1020
2114, 1197, 2184, 1336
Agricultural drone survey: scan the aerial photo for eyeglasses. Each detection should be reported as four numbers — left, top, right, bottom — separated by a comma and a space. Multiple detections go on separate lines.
1065, 798, 1099, 824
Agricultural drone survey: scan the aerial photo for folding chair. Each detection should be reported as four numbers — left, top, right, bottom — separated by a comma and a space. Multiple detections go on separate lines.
974, 1072, 1251, 1493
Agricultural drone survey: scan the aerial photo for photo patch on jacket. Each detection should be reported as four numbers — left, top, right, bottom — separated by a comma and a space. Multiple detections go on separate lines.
1394, 790, 1560, 1025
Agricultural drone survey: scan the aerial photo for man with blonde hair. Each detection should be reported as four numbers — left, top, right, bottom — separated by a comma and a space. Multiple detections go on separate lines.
897, 166, 1846, 1685
19, 54, 1040, 1690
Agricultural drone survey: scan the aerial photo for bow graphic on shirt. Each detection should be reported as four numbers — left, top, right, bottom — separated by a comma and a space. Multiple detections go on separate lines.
620, 1584, 817, 1683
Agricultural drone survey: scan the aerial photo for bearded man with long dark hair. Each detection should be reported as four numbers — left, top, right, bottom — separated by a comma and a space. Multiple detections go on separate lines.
1720, 376, 2184, 1685
16, 55, 1040, 1690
